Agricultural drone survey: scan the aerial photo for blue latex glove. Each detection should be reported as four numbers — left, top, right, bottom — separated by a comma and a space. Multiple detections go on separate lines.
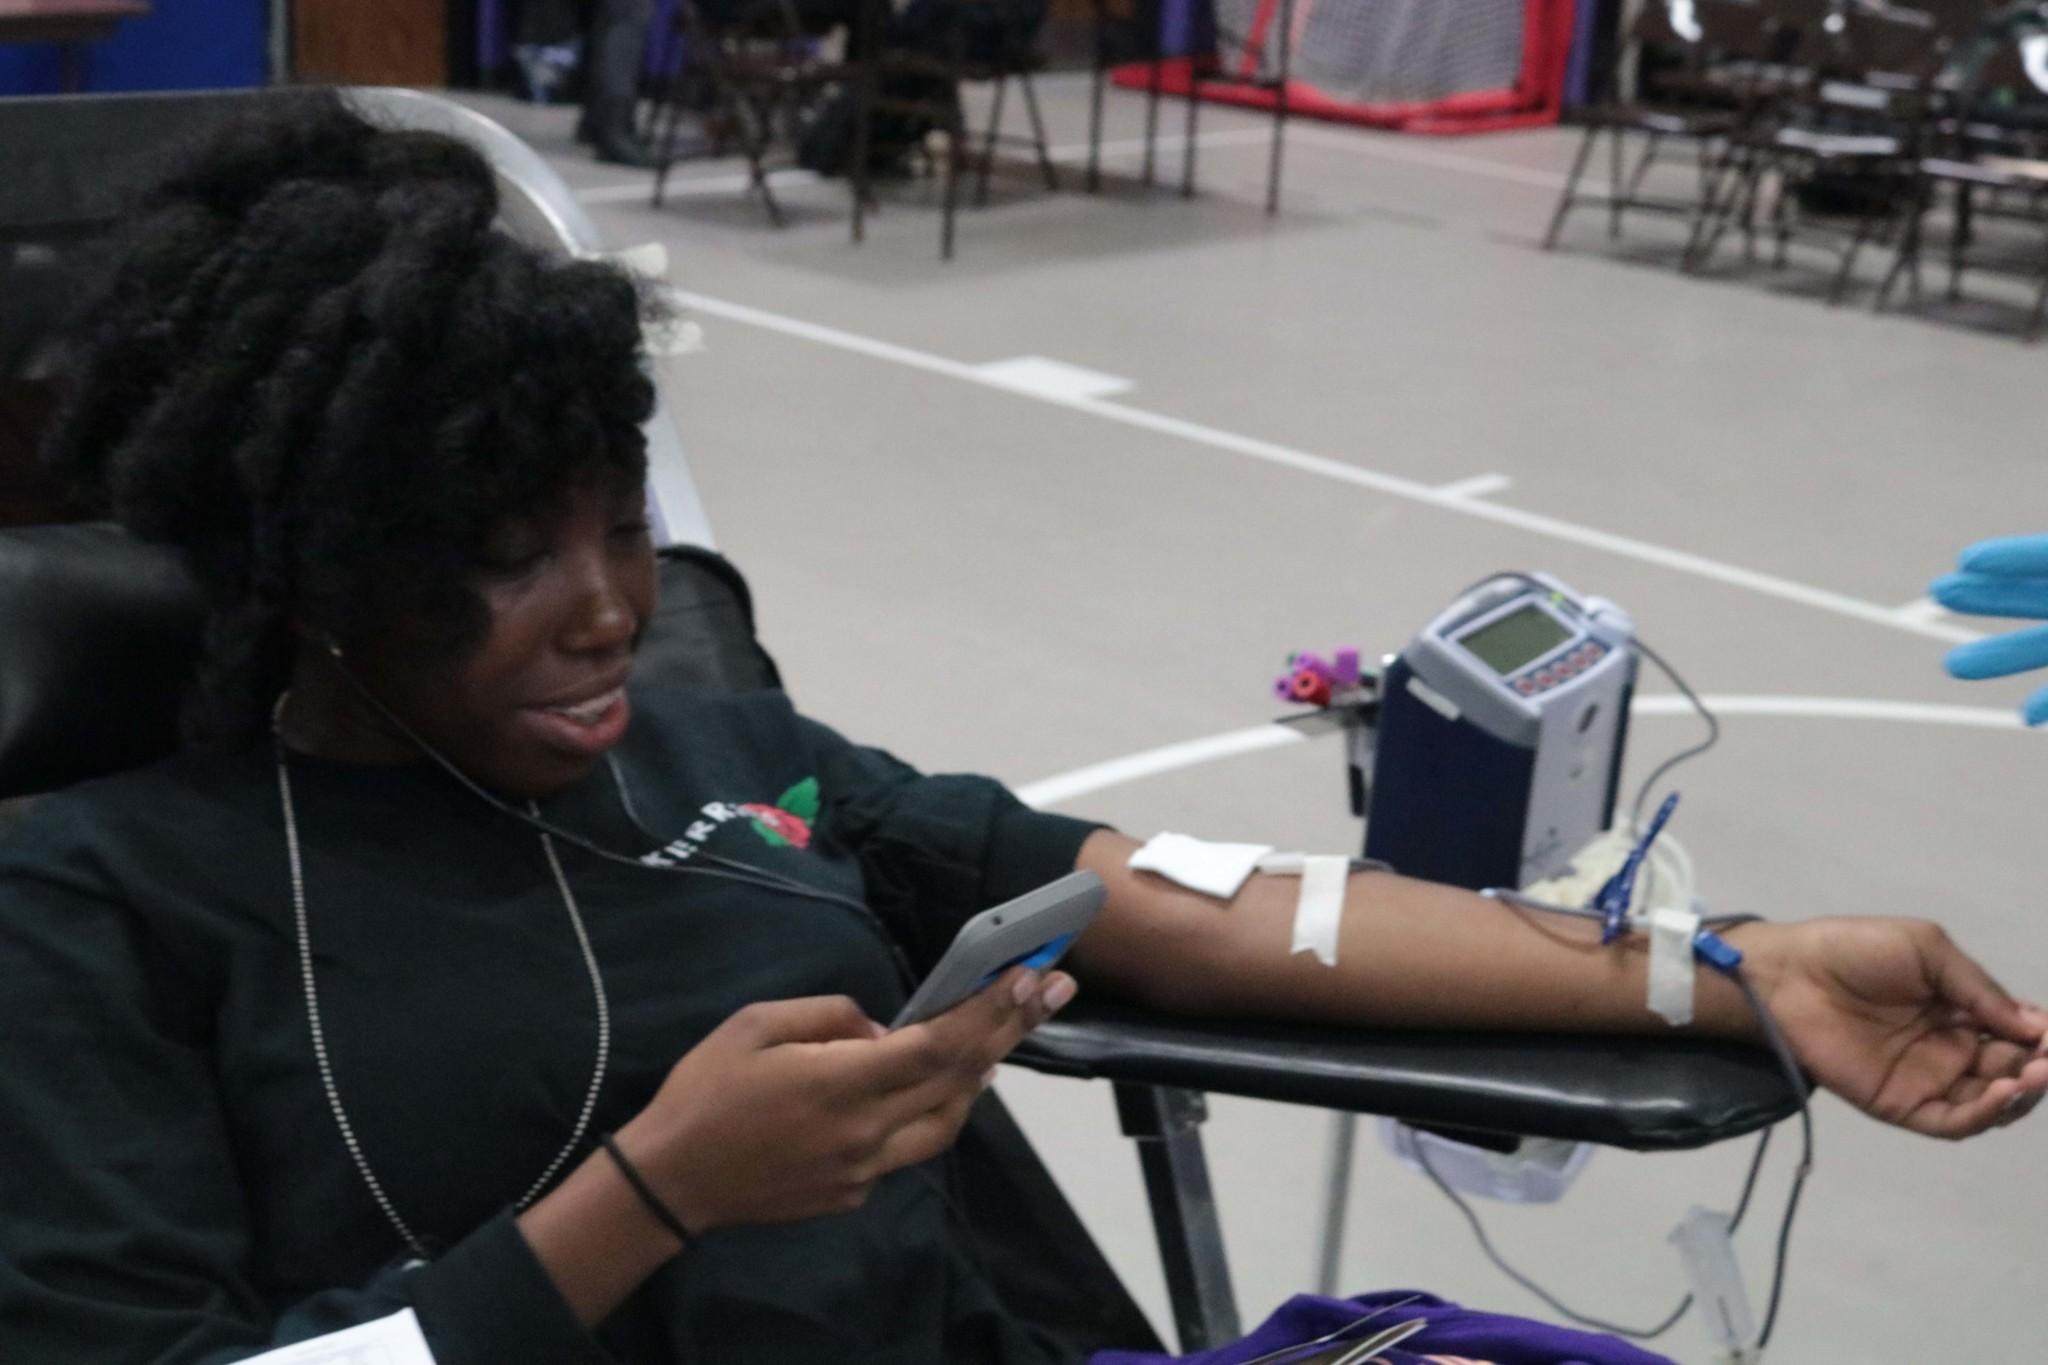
1933, 534, 2048, 725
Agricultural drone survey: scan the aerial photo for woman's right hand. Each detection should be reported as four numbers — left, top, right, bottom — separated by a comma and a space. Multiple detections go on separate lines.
615, 968, 1074, 1234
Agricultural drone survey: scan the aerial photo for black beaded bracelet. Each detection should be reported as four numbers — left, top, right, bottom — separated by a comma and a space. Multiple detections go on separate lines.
598, 1133, 693, 1247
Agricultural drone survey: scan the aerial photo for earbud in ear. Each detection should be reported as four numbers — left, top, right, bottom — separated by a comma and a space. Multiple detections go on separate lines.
325, 635, 345, 661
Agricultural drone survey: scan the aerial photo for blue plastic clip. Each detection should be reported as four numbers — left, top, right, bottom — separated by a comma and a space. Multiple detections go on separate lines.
1691, 928, 1744, 976
1592, 792, 1680, 944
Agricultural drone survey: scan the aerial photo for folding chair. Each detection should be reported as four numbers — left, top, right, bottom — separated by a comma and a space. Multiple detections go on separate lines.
848, 0, 1064, 260
1877, 4, 2048, 335
1687, 0, 1948, 300
1544, 1, 1756, 251
1082, 0, 1293, 214
648, 0, 864, 226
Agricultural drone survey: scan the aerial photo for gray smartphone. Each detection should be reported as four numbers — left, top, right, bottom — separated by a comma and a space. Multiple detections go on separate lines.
887, 870, 1105, 1030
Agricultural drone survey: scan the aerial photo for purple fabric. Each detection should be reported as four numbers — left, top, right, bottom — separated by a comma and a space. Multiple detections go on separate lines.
1089, 1292, 1678, 1365
1565, 0, 1602, 108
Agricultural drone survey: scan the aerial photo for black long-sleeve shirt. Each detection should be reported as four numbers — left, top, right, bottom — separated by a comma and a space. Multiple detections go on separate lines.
0, 686, 1102, 1364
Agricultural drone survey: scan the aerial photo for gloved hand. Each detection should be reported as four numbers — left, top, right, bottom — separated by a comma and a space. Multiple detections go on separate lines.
1931, 533, 2048, 725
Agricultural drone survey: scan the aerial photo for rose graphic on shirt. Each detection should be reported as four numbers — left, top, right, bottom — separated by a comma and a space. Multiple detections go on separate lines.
742, 778, 817, 850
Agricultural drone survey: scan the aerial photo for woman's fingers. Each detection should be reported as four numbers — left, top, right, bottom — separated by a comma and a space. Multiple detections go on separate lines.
868, 1090, 990, 1176
1903, 1056, 2048, 1139
1969, 1037, 2037, 1082
1926, 935, 2039, 1047
868, 973, 1075, 1126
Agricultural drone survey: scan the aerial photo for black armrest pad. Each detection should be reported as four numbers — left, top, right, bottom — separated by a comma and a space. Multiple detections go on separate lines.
1011, 999, 1798, 1152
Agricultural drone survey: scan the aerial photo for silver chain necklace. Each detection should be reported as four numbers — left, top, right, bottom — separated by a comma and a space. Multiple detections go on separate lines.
272, 699, 612, 1259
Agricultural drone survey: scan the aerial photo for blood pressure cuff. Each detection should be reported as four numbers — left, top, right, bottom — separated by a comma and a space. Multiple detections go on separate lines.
0, 524, 775, 799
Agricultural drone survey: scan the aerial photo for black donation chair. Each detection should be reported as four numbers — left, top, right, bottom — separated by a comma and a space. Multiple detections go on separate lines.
0, 89, 1799, 1355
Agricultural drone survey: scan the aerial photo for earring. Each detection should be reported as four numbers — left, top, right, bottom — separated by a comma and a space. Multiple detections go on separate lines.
325, 635, 345, 660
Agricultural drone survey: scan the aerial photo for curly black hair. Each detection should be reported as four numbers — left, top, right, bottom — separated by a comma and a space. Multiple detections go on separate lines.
42, 89, 657, 748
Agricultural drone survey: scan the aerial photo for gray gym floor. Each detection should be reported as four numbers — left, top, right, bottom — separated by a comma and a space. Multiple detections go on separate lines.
464, 77, 2046, 1364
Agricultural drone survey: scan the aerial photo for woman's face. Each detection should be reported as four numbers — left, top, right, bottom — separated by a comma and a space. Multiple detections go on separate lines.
309, 474, 659, 798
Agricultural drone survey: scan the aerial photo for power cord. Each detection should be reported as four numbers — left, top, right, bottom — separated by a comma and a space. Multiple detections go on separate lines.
1413, 1125, 1776, 1341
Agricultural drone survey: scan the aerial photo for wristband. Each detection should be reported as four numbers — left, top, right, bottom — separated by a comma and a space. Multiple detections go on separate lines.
598, 1133, 693, 1247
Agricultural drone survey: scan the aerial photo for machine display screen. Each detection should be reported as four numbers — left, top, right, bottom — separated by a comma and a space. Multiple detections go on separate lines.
1457, 604, 1571, 676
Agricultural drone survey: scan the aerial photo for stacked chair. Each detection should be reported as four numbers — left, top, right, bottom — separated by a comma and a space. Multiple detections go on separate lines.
1547, 0, 2048, 337
649, 0, 863, 228
1544, 0, 1789, 250
1685, 0, 1947, 299
1877, 2, 2048, 335
646, 0, 1061, 259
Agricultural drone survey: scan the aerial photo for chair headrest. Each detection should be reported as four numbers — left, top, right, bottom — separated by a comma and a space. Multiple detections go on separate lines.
0, 524, 779, 800
0, 523, 206, 799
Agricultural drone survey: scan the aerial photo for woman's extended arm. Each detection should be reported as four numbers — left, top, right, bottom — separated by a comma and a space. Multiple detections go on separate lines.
1067, 829, 2048, 1139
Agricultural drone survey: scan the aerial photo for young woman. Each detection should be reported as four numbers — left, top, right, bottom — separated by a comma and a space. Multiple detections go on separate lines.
1, 93, 2041, 1365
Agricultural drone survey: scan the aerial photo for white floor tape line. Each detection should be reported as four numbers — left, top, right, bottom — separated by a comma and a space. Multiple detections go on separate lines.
671, 289, 1981, 648
1013, 695, 2028, 809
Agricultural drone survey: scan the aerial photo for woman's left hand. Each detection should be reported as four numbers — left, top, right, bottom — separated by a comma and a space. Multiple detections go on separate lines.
1739, 918, 2048, 1138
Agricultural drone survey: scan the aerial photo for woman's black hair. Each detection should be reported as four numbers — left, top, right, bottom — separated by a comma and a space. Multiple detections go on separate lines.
42, 89, 658, 748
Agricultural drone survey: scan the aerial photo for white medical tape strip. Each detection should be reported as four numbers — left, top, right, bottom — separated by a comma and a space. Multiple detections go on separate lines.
1646, 906, 1702, 1027
1128, 833, 1274, 900
1290, 855, 1349, 968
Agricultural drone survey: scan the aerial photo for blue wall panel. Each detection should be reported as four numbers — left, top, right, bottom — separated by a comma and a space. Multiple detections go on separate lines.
0, 1, 267, 97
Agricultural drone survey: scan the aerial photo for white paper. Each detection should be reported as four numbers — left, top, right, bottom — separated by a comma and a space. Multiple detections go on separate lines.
238, 1310, 437, 1365
1127, 832, 1273, 900
1289, 855, 1350, 968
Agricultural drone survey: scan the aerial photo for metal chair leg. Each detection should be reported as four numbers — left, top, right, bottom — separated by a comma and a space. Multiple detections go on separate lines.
1877, 182, 1926, 313
1830, 213, 1875, 304
1768, 161, 1794, 270
1182, 63, 1201, 198
1951, 182, 1972, 302
1144, 53, 1163, 186
1267, 0, 1293, 216
941, 104, 965, 260
1087, 3, 1107, 193
1624, 130, 1665, 202
1543, 122, 1602, 250
2028, 237, 2048, 342
733, 89, 786, 227
1117, 1083, 1241, 1354
850, 68, 874, 244
1313, 1112, 1358, 1297
1019, 71, 1059, 191
1609, 116, 1626, 240
977, 74, 1008, 208
1686, 149, 1752, 272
